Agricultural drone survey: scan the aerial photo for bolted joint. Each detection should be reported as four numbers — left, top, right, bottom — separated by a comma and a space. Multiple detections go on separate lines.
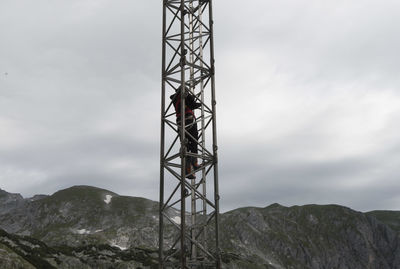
180, 145, 187, 155
180, 49, 187, 66
210, 66, 215, 76
180, 56, 186, 66
184, 188, 189, 197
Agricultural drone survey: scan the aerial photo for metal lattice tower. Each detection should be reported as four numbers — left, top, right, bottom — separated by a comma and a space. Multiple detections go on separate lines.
159, 0, 220, 268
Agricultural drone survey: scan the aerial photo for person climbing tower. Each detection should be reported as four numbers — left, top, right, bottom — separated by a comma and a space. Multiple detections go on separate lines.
170, 85, 201, 179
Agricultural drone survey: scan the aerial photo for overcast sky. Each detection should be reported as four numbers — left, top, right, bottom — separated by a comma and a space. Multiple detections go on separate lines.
1, 0, 400, 212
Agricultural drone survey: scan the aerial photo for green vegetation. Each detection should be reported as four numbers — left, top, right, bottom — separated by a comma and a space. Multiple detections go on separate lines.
0, 228, 159, 268
0, 229, 57, 268
39, 185, 116, 205
367, 210, 400, 234
0, 242, 36, 269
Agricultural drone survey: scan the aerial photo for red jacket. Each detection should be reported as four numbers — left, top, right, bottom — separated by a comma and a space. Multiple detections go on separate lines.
170, 89, 201, 118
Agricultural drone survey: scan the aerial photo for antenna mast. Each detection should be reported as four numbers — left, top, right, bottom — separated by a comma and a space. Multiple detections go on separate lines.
159, 0, 221, 268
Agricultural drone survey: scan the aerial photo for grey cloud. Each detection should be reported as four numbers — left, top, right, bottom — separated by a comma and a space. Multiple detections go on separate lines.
0, 132, 159, 197
219, 133, 400, 212
215, 0, 400, 87
1, 0, 400, 213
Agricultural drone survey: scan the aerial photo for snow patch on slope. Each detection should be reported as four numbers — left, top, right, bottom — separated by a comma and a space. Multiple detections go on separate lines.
75, 229, 91, 235
104, 195, 113, 204
109, 234, 129, 251
111, 243, 128, 250
172, 216, 181, 224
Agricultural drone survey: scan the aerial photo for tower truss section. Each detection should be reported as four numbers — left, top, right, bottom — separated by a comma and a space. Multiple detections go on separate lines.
159, 0, 221, 268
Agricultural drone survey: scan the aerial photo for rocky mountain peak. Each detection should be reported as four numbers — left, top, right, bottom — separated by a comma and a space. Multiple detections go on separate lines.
49, 185, 117, 201
26, 194, 48, 202
0, 185, 399, 268
0, 188, 23, 201
0, 189, 24, 215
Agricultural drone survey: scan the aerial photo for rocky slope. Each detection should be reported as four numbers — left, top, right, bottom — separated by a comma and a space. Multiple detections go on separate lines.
220, 204, 400, 268
367, 210, 400, 235
0, 186, 162, 249
0, 186, 399, 268
0, 228, 158, 268
0, 188, 26, 214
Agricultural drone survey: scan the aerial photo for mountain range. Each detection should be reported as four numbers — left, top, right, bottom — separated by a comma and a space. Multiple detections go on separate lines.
0, 185, 399, 268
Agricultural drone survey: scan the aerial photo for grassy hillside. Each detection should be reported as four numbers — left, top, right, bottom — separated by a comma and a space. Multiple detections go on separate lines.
367, 210, 400, 234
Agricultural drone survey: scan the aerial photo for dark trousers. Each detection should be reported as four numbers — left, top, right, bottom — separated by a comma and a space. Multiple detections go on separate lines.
177, 115, 198, 164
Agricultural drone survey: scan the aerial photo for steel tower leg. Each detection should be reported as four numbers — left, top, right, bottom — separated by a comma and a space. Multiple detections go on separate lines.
159, 0, 221, 268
